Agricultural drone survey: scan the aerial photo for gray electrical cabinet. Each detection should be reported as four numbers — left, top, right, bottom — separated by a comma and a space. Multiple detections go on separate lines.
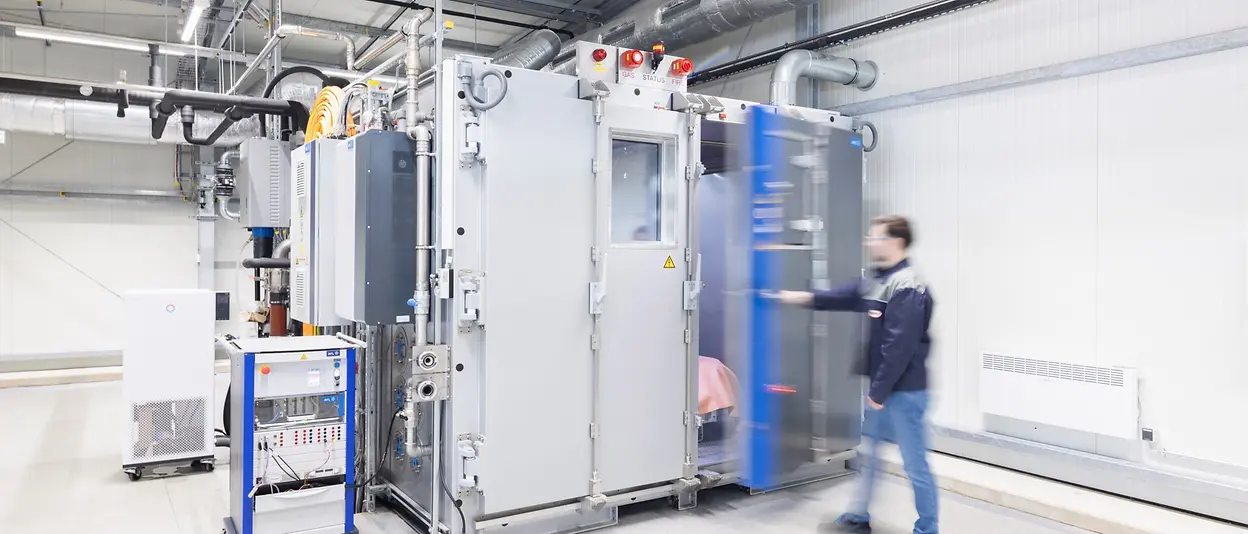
237, 138, 290, 228
334, 130, 419, 325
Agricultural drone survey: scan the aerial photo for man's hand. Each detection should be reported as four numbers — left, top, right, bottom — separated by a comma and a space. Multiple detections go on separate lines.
867, 397, 884, 411
771, 290, 814, 307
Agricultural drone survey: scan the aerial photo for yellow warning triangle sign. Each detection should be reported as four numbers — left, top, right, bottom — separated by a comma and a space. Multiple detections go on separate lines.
300, 354, 308, 360
663, 256, 676, 269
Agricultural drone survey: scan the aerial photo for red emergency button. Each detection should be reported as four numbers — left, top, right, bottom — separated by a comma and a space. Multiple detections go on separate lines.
259, 364, 271, 375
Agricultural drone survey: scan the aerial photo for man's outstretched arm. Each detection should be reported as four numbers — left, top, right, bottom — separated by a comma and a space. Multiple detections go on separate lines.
774, 280, 864, 312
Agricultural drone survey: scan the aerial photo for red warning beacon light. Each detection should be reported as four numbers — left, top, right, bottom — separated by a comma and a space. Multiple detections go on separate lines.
591, 48, 608, 63
621, 49, 645, 69
670, 58, 694, 77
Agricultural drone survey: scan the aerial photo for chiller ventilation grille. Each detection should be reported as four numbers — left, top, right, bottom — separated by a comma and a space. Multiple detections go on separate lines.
128, 397, 208, 462
982, 353, 1124, 388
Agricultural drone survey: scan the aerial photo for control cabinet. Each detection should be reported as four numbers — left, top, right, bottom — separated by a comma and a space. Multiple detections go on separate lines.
224, 336, 358, 534
334, 130, 419, 325
290, 139, 349, 327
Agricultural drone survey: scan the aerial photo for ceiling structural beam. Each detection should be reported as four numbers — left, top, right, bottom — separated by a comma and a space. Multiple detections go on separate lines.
214, 0, 254, 48
456, 0, 596, 24
514, 0, 600, 16
360, 0, 576, 38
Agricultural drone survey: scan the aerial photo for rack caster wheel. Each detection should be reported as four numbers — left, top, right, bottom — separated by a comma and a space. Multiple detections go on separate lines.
126, 468, 143, 481
193, 460, 215, 472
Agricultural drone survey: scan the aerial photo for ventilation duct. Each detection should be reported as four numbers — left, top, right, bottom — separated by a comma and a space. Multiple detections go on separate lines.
550, 0, 819, 74
769, 49, 878, 106
491, 29, 563, 70
0, 94, 262, 146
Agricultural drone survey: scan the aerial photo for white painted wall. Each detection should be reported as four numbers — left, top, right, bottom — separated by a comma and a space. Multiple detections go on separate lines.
0, 35, 257, 363
680, 0, 1248, 472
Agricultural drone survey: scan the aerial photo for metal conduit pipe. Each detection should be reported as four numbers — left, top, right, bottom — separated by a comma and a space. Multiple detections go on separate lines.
279, 24, 359, 71
551, 0, 819, 75
273, 238, 292, 259
404, 128, 432, 460
388, 28, 557, 101
354, 30, 405, 68
768, 49, 878, 106
228, 34, 287, 94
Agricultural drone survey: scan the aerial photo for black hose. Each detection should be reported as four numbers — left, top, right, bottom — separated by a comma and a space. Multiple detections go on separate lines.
242, 257, 291, 269
258, 66, 331, 138
181, 106, 246, 146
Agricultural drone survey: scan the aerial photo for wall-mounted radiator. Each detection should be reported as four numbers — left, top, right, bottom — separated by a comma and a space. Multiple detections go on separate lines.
980, 353, 1138, 440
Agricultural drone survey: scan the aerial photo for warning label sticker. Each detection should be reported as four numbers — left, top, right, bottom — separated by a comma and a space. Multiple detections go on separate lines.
663, 256, 676, 269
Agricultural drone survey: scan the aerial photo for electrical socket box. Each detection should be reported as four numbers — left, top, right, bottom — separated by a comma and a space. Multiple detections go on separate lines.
238, 138, 290, 228
290, 139, 349, 327
334, 130, 419, 325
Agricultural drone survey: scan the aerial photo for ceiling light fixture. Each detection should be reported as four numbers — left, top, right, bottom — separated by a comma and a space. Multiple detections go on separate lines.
180, 2, 207, 43
14, 28, 148, 53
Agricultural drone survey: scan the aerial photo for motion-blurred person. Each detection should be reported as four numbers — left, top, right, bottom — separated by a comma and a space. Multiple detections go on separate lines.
774, 215, 936, 534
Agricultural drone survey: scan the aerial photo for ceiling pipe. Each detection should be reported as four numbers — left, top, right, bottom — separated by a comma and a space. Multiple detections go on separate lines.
769, 49, 878, 106
550, 0, 819, 75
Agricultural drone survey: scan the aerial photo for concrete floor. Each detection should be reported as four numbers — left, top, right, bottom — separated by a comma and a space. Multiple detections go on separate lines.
0, 379, 1219, 534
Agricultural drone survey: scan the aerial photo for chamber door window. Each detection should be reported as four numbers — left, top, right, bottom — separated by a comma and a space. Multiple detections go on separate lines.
611, 139, 664, 243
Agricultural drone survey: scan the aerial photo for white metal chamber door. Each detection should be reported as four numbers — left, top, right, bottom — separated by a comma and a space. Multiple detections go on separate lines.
593, 103, 695, 493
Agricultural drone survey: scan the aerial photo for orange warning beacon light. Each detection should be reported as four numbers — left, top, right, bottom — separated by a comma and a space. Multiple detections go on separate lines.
650, 41, 666, 70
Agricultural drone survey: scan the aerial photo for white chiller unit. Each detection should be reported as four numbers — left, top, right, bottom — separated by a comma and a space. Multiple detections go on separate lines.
121, 289, 216, 480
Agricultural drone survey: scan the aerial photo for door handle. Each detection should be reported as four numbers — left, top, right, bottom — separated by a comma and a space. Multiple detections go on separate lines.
683, 253, 701, 311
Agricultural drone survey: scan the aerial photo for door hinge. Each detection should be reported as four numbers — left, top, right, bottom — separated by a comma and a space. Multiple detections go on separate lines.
684, 248, 692, 262
590, 334, 600, 350
684, 164, 693, 181
591, 158, 600, 174
590, 246, 601, 263
683, 329, 691, 344
682, 411, 691, 426
589, 423, 600, 439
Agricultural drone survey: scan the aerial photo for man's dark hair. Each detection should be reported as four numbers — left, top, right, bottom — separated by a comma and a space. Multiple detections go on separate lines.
872, 214, 913, 248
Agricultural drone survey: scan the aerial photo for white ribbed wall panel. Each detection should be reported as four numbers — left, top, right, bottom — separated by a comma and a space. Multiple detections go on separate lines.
676, 0, 1248, 470
835, 0, 1248, 469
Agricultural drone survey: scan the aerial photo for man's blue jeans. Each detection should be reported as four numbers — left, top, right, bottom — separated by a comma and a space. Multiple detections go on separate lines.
841, 390, 938, 534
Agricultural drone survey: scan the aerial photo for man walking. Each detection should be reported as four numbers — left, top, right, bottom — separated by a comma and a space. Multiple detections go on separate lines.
774, 215, 937, 534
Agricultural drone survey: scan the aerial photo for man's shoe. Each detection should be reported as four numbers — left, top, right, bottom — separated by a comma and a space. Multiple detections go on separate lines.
819, 515, 871, 534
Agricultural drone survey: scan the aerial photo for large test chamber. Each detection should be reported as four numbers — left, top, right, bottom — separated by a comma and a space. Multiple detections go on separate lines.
362, 44, 870, 533
229, 32, 874, 534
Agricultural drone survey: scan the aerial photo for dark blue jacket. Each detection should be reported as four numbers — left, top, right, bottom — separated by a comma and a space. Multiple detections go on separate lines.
810, 259, 933, 403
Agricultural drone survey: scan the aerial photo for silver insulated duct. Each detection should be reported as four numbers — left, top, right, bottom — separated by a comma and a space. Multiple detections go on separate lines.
491, 29, 563, 70
0, 81, 321, 146
552, 0, 819, 74
0, 94, 262, 146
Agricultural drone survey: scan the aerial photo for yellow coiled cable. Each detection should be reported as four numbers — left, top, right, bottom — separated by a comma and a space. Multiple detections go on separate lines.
304, 86, 357, 142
